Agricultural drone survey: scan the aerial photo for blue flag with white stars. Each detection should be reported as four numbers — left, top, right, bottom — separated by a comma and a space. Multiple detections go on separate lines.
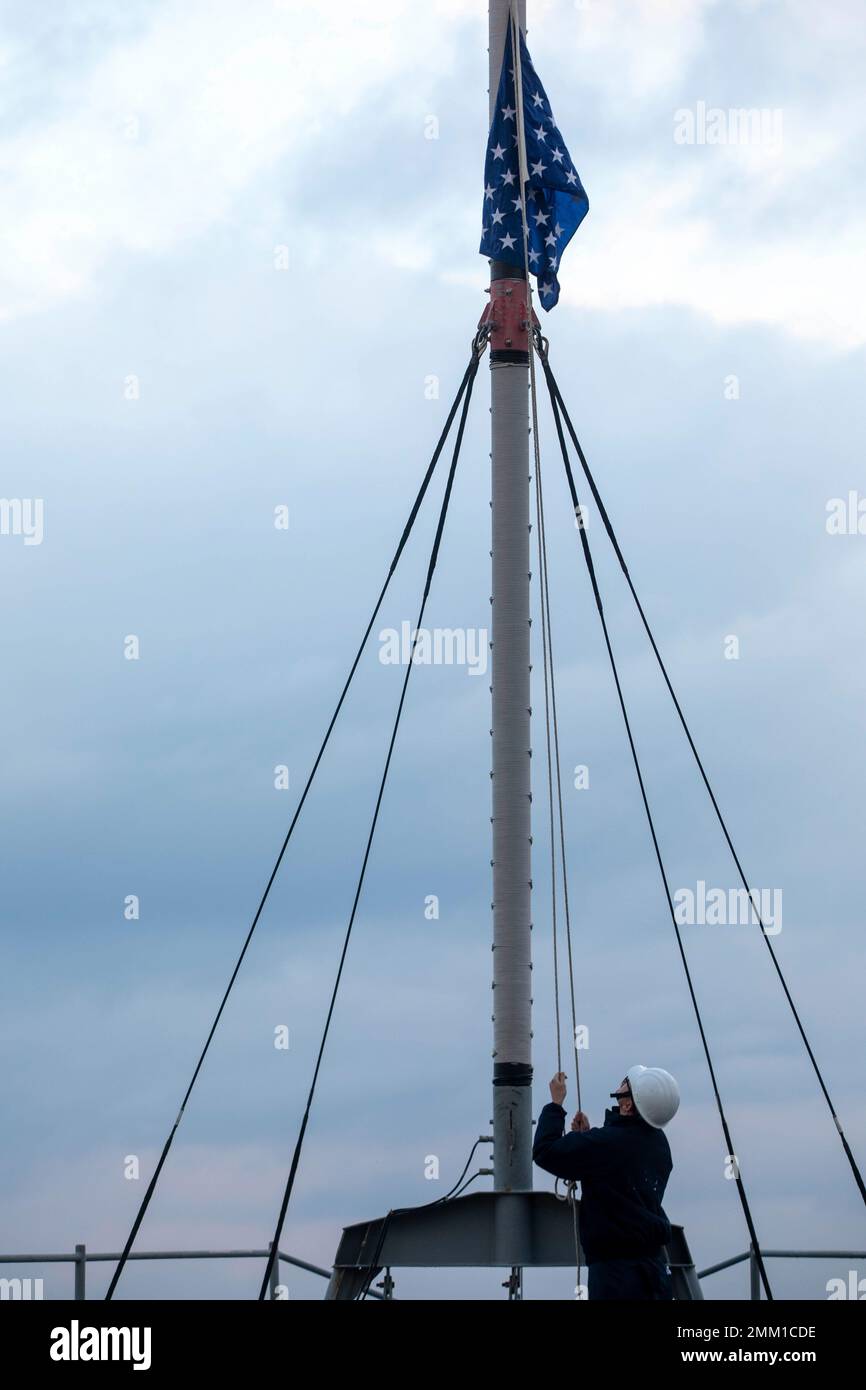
479, 25, 588, 310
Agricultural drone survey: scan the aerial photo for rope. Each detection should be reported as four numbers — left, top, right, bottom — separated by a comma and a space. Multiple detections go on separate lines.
553, 1174, 584, 1295
512, 13, 583, 1296
104, 334, 487, 1301
257, 355, 479, 1299
569, 1183, 582, 1299
510, 0, 581, 1113
535, 419, 582, 1110
538, 339, 866, 1215
536, 496, 562, 1071
554, 1175, 583, 1294
543, 369, 775, 1301
534, 401, 564, 1074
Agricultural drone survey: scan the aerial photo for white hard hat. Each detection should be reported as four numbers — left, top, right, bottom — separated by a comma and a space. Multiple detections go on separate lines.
626, 1065, 680, 1128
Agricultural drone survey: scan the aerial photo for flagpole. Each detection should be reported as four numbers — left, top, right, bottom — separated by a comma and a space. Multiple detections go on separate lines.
321, 3, 705, 1303
488, 0, 533, 1196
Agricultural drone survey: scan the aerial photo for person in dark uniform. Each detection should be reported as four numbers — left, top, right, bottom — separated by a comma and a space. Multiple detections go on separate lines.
533, 1064, 680, 1300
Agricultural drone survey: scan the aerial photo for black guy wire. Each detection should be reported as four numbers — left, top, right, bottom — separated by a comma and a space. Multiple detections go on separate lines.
104, 337, 486, 1301
539, 339, 866, 1215
257, 358, 478, 1300
546, 378, 775, 1301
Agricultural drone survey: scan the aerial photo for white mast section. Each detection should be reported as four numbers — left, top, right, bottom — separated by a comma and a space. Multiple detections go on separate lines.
489, 0, 533, 1194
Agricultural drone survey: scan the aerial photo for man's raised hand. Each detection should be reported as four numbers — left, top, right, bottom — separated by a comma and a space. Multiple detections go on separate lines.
549, 1071, 567, 1105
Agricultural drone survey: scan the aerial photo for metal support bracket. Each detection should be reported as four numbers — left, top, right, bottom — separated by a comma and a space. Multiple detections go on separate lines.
478, 279, 540, 361
324, 1190, 703, 1299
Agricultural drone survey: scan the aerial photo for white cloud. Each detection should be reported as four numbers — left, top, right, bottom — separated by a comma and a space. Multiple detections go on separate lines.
568, 0, 717, 102
3, 0, 865, 346
560, 160, 866, 349
0, 0, 477, 322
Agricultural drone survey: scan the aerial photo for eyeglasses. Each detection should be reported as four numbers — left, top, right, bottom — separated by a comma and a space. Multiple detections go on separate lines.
609, 1087, 632, 1100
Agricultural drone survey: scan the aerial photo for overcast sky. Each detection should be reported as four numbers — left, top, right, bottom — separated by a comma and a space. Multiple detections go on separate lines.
2, 0, 865, 1301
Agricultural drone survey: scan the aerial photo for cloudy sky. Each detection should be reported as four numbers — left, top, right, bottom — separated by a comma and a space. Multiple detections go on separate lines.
2, 0, 865, 1301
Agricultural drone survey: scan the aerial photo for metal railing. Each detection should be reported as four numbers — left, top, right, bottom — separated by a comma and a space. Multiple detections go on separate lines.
697, 1247, 866, 1299
0, 1245, 383, 1301
3, 1243, 862, 1300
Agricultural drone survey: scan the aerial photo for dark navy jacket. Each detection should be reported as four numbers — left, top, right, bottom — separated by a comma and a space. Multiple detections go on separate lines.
533, 1103, 673, 1265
